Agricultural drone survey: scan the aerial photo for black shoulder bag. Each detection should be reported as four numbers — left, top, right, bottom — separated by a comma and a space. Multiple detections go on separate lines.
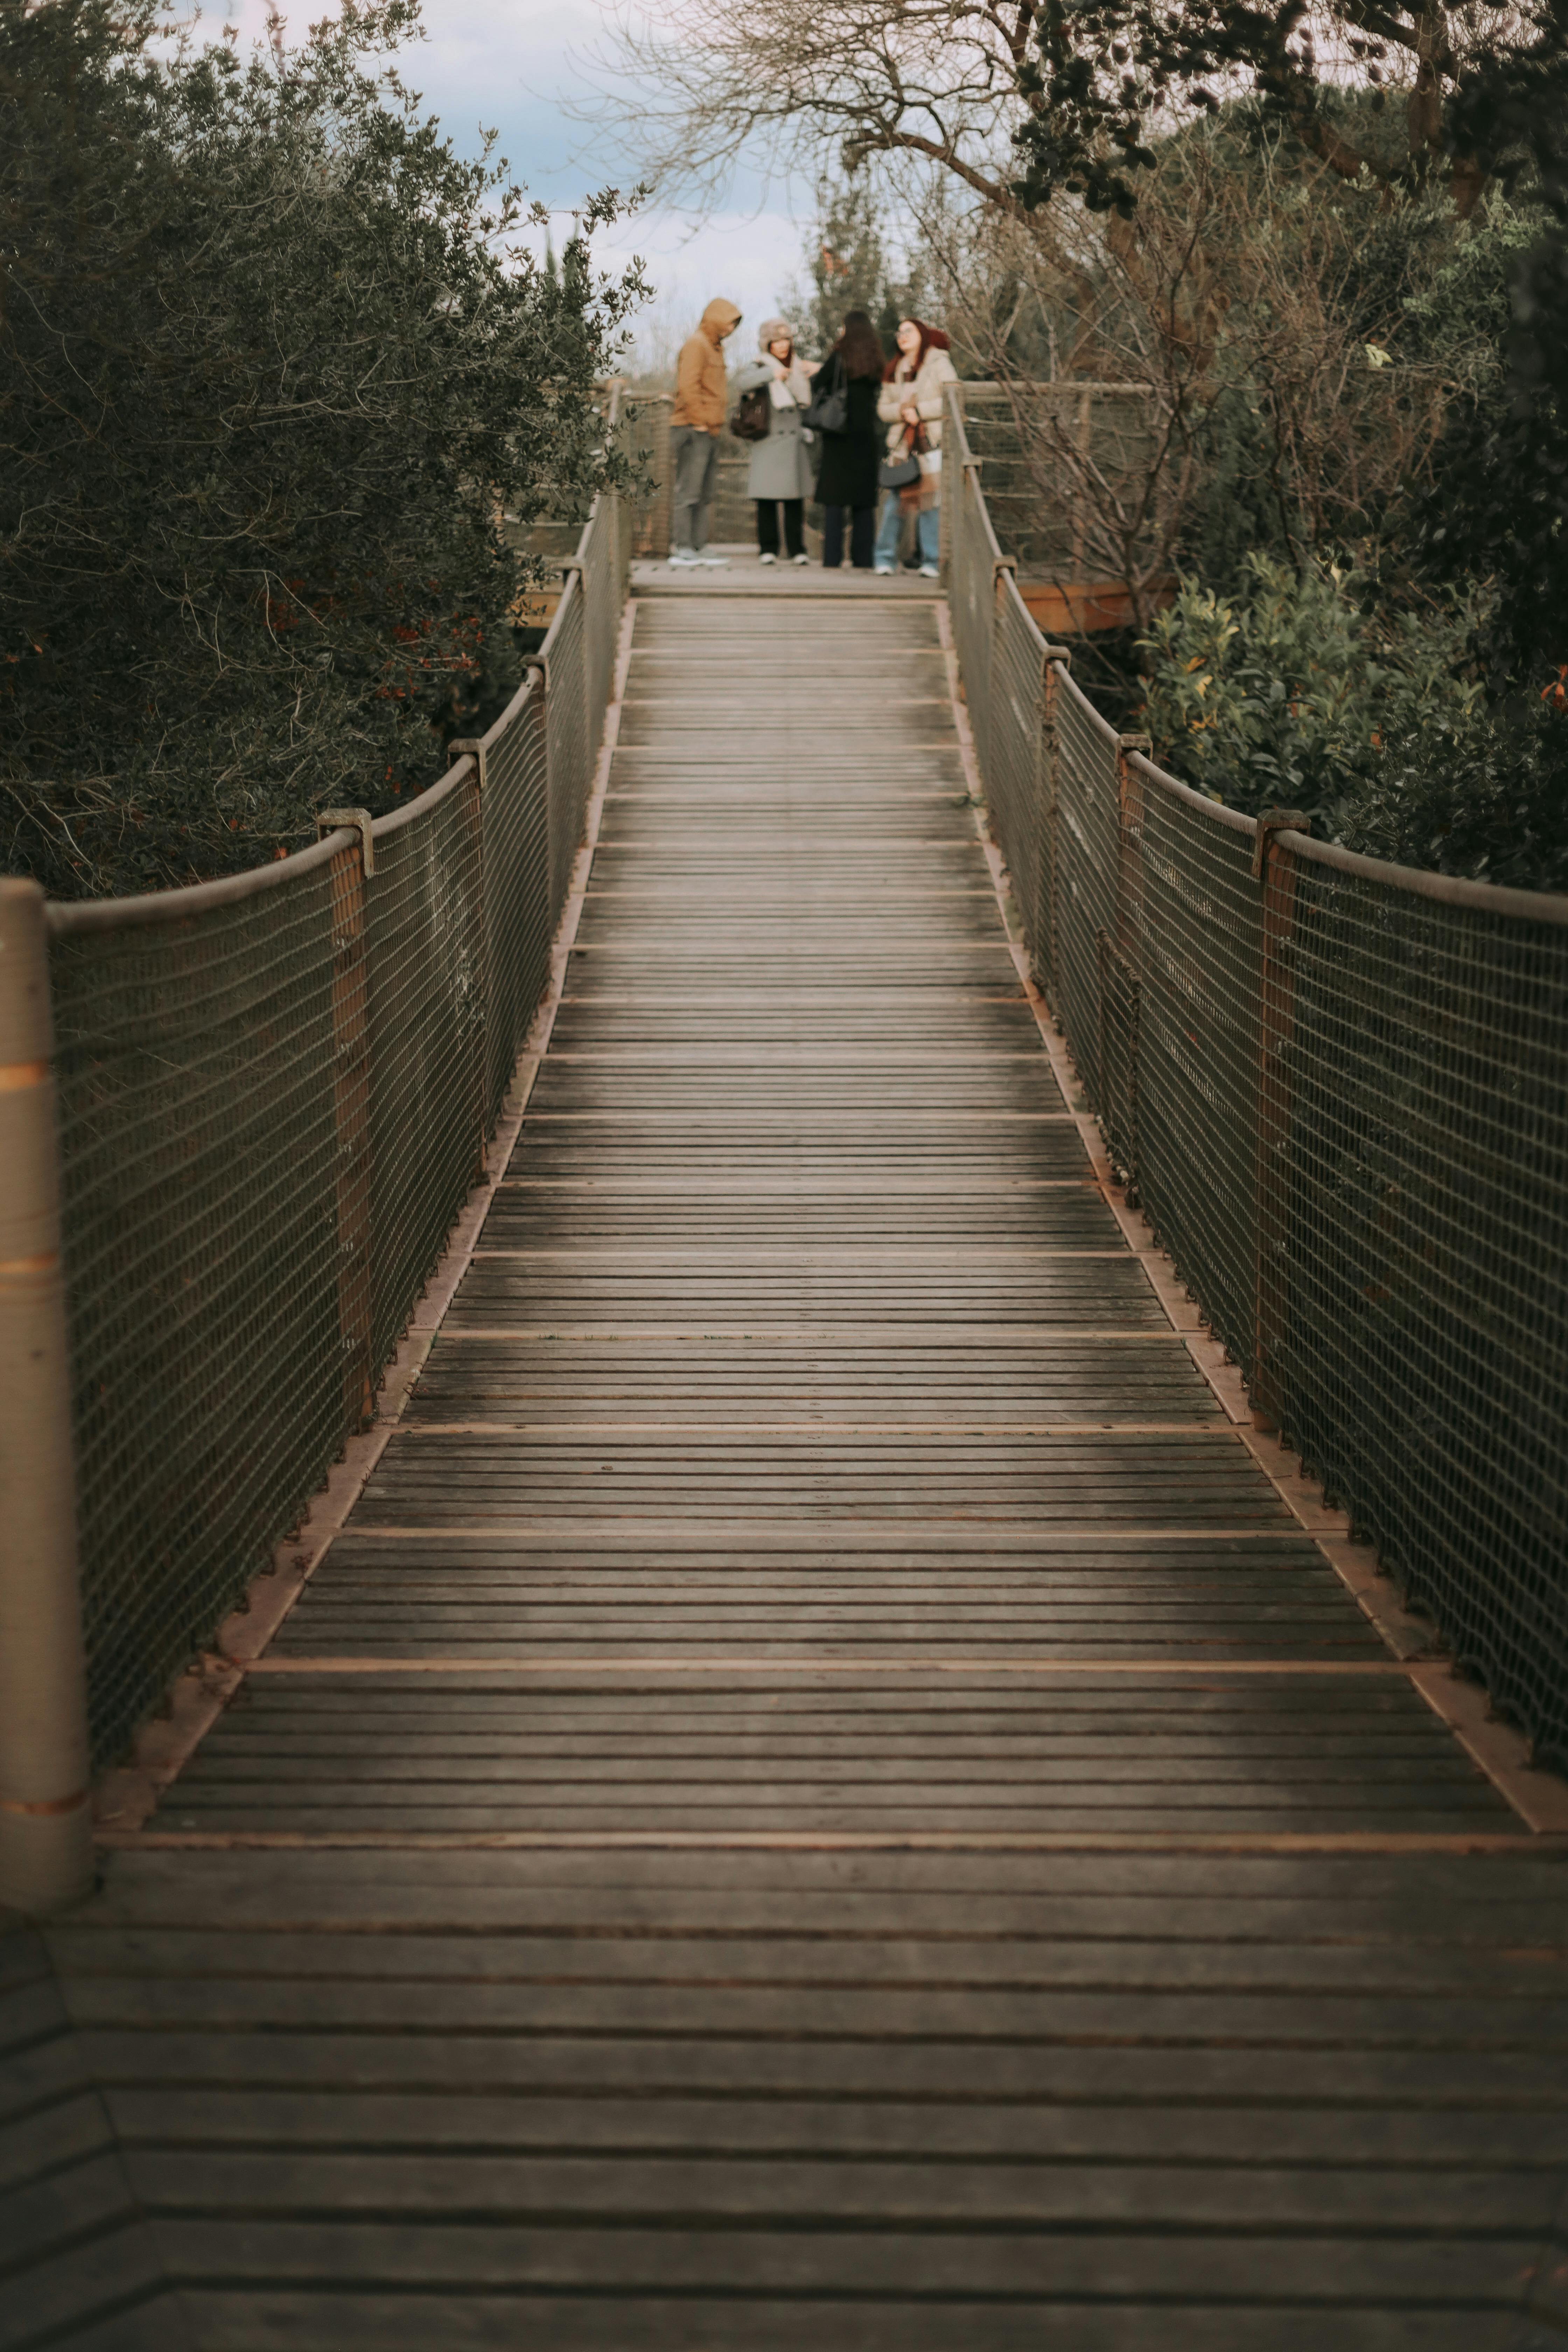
803, 355, 849, 437
879, 425, 923, 492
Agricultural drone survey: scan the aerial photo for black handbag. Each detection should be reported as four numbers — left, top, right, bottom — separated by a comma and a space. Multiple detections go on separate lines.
879, 420, 925, 491
878, 449, 922, 491
803, 357, 848, 437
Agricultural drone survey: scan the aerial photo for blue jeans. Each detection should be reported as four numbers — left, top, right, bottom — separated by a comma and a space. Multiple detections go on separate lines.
875, 493, 939, 569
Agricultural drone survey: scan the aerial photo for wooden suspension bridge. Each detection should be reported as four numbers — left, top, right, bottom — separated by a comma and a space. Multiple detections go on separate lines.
6, 570, 1568, 2351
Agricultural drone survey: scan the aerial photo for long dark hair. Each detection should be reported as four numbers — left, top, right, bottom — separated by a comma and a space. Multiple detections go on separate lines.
833, 308, 885, 383
884, 320, 951, 383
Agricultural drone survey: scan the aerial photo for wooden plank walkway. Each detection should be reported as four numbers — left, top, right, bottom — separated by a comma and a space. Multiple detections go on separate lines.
10, 590, 1568, 2348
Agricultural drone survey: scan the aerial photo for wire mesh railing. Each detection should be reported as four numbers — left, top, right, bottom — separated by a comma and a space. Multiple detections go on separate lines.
40, 441, 630, 1773
945, 383, 1568, 1772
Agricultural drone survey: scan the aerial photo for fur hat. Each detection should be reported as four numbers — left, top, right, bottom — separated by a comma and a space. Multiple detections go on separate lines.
757, 316, 795, 353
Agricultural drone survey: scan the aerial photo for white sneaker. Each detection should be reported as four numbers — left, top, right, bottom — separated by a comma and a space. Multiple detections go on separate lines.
668, 548, 701, 567
873, 563, 894, 576
695, 552, 730, 567
919, 563, 940, 578
758, 551, 776, 566
792, 553, 811, 566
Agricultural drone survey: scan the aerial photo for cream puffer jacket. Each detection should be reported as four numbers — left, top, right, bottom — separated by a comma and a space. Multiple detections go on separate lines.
877, 345, 959, 454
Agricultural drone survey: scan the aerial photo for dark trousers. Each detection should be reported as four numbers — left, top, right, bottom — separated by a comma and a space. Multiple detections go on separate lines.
821, 505, 875, 569
757, 499, 805, 558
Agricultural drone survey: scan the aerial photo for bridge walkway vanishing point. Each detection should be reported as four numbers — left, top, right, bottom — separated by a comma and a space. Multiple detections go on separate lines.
15, 587, 1568, 2350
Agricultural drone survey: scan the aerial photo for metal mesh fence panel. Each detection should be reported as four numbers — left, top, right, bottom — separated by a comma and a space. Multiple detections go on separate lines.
544, 573, 590, 928
990, 576, 1049, 974
1268, 848, 1568, 1762
480, 683, 551, 1127
1133, 760, 1263, 1379
947, 404, 1568, 1770
611, 478, 632, 600
622, 394, 673, 558
365, 773, 487, 1374
582, 498, 618, 735
957, 384, 1159, 581
41, 466, 628, 1769
949, 457, 995, 785
47, 848, 348, 1766
1051, 670, 1119, 1110
613, 384, 728, 559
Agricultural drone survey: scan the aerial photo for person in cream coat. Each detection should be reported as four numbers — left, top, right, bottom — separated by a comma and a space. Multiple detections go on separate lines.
874, 320, 958, 579
733, 317, 815, 565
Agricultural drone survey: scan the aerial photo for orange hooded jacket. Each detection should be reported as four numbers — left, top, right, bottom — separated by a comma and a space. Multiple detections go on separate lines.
671, 299, 742, 432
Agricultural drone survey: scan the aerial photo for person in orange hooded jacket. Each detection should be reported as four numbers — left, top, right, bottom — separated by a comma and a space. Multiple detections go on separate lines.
669, 299, 742, 566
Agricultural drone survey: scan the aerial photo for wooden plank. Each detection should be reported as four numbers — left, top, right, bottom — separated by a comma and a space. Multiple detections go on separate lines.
128, 2147, 1558, 2233
0, 2244, 177, 2352
61, 1927, 1561, 1996
100, 2083, 1568, 2164
130, 2216, 1552, 2302
163, 2293, 1496, 2352
83, 1837, 1568, 1896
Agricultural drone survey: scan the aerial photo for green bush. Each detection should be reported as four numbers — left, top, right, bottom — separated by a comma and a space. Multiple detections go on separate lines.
0, 0, 644, 898
1335, 695, 1568, 894
1138, 552, 1484, 824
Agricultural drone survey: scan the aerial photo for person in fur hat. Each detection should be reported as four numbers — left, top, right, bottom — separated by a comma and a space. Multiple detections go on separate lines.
733, 318, 815, 565
874, 319, 958, 579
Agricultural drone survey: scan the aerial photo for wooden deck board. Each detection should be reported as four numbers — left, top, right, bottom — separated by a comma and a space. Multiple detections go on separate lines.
20, 590, 1567, 2347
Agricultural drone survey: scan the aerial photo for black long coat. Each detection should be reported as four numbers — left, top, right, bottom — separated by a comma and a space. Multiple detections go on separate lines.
813, 365, 882, 509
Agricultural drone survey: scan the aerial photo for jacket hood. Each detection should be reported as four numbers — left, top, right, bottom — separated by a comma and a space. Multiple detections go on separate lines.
701, 298, 743, 341
757, 316, 794, 353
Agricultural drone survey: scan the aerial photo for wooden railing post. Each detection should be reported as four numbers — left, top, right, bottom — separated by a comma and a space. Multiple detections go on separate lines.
1253, 810, 1310, 1432
447, 749, 491, 1181
1115, 733, 1151, 956
1041, 648, 1071, 1011
0, 878, 93, 1915
1090, 733, 1149, 1180
446, 736, 494, 1174
316, 815, 375, 1432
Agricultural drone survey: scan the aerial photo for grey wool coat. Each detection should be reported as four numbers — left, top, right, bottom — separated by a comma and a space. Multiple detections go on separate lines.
735, 358, 816, 501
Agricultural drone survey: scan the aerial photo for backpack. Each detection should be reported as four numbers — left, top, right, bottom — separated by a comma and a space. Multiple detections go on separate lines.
729, 384, 772, 442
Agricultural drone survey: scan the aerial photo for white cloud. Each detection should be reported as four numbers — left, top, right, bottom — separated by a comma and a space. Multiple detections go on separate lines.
172, 0, 810, 357
555, 206, 807, 368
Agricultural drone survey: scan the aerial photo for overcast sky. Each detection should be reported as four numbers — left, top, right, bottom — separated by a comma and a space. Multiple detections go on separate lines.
206, 0, 810, 362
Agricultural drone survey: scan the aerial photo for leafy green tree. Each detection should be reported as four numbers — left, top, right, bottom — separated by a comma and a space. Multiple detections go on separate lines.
1406, 6, 1568, 688
1335, 695, 1568, 889
1136, 539, 1568, 889
0, 0, 644, 898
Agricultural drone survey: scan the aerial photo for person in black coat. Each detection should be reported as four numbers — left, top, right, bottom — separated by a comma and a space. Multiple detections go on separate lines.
813, 310, 885, 569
